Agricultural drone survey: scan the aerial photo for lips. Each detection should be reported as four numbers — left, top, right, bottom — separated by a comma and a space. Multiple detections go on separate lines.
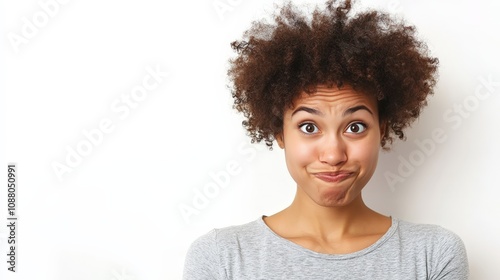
313, 171, 354, 183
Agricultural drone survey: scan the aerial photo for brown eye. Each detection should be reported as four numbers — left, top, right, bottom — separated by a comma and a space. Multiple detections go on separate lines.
299, 123, 319, 134
350, 124, 360, 133
346, 122, 367, 134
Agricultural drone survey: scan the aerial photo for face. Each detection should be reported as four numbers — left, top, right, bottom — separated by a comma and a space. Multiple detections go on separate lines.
276, 85, 383, 208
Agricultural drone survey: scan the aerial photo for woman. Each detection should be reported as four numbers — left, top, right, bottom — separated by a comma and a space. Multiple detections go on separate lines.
183, 1, 469, 279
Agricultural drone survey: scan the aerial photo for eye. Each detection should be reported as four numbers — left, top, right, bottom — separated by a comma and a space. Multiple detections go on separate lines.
345, 122, 367, 134
299, 123, 319, 134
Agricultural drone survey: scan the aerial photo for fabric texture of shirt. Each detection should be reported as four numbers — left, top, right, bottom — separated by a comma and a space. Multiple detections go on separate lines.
183, 216, 469, 279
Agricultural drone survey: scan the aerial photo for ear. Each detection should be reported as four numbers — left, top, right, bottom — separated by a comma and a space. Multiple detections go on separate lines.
275, 133, 285, 149
379, 119, 388, 138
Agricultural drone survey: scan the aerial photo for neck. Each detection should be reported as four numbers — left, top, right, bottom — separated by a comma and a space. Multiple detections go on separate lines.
282, 186, 381, 239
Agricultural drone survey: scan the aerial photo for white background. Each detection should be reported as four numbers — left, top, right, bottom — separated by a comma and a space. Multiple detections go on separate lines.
1, 0, 499, 279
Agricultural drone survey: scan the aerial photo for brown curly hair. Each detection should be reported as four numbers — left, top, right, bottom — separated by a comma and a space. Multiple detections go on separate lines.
228, 0, 438, 149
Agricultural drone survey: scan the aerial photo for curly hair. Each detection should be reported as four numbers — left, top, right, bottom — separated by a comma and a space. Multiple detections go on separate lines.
228, 0, 438, 149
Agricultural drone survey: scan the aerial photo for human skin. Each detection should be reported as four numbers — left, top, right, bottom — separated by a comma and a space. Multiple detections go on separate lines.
263, 85, 392, 254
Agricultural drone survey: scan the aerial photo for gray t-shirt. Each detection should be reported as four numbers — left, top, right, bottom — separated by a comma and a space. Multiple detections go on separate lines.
183, 216, 469, 279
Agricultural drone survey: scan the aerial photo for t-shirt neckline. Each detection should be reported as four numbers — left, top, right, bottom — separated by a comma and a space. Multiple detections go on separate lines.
256, 215, 399, 260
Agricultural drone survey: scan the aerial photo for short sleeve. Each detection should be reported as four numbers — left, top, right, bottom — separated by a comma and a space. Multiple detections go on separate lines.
430, 228, 469, 280
182, 229, 223, 280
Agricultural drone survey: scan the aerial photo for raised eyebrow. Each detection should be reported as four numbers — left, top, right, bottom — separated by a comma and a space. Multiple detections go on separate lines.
343, 105, 373, 117
291, 106, 324, 117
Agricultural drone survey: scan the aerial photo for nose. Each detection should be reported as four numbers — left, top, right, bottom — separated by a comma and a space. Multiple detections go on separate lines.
318, 134, 347, 166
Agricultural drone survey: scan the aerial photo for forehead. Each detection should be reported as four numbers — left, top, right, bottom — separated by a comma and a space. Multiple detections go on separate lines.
290, 85, 378, 112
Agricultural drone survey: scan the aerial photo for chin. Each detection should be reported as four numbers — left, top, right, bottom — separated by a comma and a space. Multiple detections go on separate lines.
316, 191, 353, 207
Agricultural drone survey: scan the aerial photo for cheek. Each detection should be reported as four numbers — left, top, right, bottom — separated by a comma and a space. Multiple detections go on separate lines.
285, 137, 317, 168
350, 138, 380, 172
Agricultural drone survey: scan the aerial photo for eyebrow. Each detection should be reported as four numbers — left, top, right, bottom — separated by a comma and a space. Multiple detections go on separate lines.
291, 105, 373, 117
291, 106, 324, 117
343, 105, 373, 117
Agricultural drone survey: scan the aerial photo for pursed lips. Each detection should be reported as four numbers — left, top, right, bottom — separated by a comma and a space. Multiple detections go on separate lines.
312, 171, 354, 183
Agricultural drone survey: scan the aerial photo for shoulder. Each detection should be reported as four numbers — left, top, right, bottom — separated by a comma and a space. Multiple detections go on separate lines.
183, 228, 220, 279
183, 218, 263, 279
396, 219, 466, 250
210, 218, 267, 256
189, 218, 262, 248
214, 218, 263, 242
394, 219, 469, 279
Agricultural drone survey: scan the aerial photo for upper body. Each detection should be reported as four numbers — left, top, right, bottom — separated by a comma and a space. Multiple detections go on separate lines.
184, 1, 469, 278
183, 216, 469, 280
